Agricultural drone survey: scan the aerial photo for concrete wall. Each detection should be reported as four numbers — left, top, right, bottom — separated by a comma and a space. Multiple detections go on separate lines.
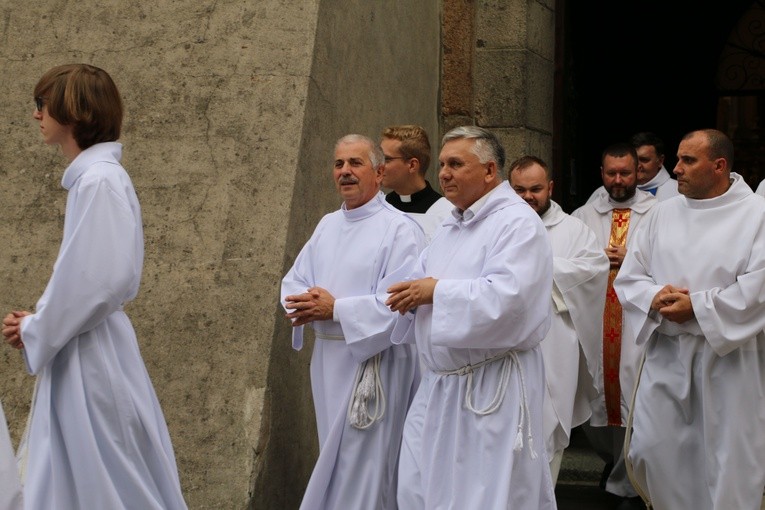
254, 2, 440, 507
0, 1, 439, 509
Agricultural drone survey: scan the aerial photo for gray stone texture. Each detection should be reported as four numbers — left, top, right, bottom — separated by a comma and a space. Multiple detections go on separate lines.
446, 0, 555, 165
442, 0, 475, 118
0, 1, 439, 509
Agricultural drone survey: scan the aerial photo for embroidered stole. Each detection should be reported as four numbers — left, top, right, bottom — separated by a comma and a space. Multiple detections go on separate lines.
604, 208, 630, 426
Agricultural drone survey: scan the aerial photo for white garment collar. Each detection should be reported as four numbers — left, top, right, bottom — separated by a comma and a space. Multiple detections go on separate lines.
638, 166, 671, 191
62, 142, 123, 190
341, 191, 385, 221
540, 200, 566, 228
452, 184, 499, 222
682, 172, 750, 210
591, 188, 656, 215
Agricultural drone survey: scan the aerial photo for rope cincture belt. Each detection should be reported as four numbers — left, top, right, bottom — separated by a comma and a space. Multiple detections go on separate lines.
347, 352, 385, 430
434, 350, 537, 459
316, 333, 387, 431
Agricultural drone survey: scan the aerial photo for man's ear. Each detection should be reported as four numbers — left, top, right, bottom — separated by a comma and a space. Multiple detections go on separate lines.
713, 157, 727, 175
409, 157, 421, 175
485, 161, 498, 182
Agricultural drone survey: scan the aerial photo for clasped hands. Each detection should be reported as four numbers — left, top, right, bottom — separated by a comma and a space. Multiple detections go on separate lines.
605, 244, 626, 269
385, 278, 437, 315
284, 287, 335, 327
284, 278, 438, 326
651, 284, 693, 324
2, 310, 30, 350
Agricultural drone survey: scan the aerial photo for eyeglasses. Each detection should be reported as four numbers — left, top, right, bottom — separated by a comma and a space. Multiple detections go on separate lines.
34, 97, 45, 112
384, 156, 408, 163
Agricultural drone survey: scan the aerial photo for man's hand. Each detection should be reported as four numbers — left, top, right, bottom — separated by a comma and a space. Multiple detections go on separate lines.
3, 310, 30, 350
651, 285, 693, 324
284, 287, 335, 327
386, 278, 438, 315
605, 244, 627, 269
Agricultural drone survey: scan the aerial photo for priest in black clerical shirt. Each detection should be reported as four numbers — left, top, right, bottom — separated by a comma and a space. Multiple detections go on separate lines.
380, 125, 443, 213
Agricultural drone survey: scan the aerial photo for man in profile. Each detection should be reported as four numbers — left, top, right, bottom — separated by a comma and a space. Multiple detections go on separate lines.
509, 155, 609, 485
281, 134, 423, 510
387, 126, 556, 509
615, 129, 765, 509
381, 125, 451, 240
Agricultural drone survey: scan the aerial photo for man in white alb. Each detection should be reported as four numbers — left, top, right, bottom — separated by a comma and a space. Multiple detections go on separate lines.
615, 129, 765, 510
572, 143, 656, 509
281, 134, 423, 510
386, 126, 556, 509
509, 155, 609, 485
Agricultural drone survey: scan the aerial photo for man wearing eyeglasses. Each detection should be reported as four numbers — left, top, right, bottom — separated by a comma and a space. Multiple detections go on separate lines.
381, 125, 452, 241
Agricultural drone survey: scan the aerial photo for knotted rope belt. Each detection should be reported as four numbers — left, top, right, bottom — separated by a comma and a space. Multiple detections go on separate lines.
434, 350, 537, 458
316, 333, 387, 430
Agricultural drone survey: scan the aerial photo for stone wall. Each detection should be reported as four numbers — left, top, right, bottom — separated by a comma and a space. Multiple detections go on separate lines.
442, 0, 556, 170
0, 1, 439, 508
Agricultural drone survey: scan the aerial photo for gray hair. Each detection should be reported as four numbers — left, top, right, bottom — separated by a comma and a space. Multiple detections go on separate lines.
442, 126, 505, 173
335, 134, 384, 168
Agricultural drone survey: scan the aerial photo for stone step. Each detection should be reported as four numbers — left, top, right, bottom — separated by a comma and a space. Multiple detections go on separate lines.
557, 426, 604, 485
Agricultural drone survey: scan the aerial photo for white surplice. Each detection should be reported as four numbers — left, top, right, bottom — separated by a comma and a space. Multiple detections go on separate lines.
392, 182, 557, 510
281, 192, 423, 510
571, 189, 656, 426
539, 201, 609, 468
18, 143, 187, 510
0, 400, 22, 510
614, 173, 765, 510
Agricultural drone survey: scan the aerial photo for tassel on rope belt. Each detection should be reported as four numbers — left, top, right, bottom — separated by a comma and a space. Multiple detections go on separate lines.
316, 333, 386, 431
434, 350, 537, 458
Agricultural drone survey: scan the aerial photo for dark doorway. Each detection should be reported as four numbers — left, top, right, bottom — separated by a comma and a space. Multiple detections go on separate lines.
554, 0, 756, 212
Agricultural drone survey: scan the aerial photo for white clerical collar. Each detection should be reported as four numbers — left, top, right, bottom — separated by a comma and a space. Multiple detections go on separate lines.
400, 194, 412, 203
